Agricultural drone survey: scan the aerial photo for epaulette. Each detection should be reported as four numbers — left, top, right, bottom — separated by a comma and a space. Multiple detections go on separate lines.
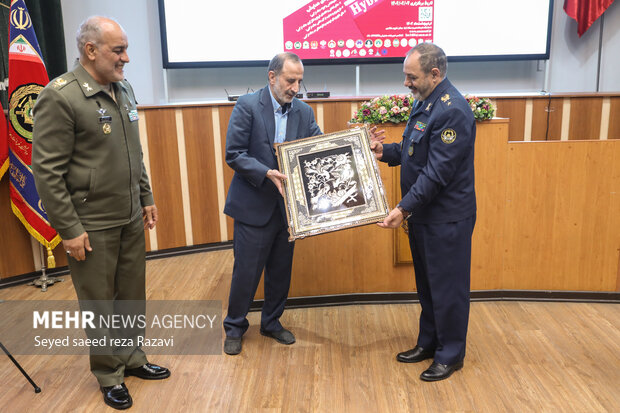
440, 93, 452, 107
50, 72, 76, 90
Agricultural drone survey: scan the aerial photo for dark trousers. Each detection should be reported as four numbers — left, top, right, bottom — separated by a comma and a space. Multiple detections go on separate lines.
68, 216, 148, 387
408, 215, 476, 365
223, 206, 295, 338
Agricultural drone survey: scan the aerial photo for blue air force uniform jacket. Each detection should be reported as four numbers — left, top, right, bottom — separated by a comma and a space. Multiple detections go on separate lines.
381, 78, 476, 223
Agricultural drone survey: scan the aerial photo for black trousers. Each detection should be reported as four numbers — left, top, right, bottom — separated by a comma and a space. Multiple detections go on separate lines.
223, 206, 295, 338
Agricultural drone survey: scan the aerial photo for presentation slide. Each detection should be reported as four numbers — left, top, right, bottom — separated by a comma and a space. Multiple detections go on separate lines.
282, 0, 434, 60
159, 0, 553, 67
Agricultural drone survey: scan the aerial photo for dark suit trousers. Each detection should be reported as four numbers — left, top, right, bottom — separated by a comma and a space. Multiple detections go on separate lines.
224, 206, 295, 338
408, 215, 476, 365
68, 216, 148, 387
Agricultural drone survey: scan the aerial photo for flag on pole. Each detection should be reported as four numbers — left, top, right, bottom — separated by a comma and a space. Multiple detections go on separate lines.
8, 0, 60, 267
0, 102, 7, 180
564, 0, 616, 37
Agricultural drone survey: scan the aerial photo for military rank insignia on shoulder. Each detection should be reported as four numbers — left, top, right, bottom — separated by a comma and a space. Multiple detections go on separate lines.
53, 78, 67, 88
441, 94, 452, 106
441, 128, 456, 144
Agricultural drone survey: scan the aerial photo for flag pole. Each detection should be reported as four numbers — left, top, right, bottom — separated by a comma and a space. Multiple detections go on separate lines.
596, 13, 604, 92
29, 243, 64, 292
0, 340, 41, 393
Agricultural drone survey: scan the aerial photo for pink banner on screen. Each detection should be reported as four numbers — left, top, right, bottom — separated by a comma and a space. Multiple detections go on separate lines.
283, 0, 434, 60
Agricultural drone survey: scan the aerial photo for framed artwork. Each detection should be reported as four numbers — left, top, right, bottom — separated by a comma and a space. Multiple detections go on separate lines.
276, 126, 390, 241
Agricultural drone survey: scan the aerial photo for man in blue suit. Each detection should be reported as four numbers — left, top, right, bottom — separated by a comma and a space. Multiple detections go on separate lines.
372, 43, 476, 381
222, 53, 322, 355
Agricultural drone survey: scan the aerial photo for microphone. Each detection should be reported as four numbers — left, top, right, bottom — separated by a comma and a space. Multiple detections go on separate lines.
224, 89, 241, 102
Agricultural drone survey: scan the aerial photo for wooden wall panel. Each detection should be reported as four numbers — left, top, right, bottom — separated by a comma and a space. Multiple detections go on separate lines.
617, 253, 620, 291
0, 178, 35, 279
503, 141, 620, 291
52, 244, 68, 268
495, 98, 526, 141
532, 97, 563, 141
182, 107, 221, 245
306, 102, 319, 129
608, 97, 620, 140
291, 224, 414, 297
470, 120, 509, 290
218, 105, 235, 241
322, 101, 355, 133
569, 98, 603, 140
378, 124, 409, 265
144, 229, 151, 252
144, 109, 186, 250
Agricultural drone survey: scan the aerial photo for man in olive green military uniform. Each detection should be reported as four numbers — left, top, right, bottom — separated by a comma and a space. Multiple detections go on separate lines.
32, 16, 169, 410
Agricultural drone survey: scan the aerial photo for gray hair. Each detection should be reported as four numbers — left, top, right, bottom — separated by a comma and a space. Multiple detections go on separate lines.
76, 16, 121, 55
407, 43, 447, 77
268, 52, 302, 76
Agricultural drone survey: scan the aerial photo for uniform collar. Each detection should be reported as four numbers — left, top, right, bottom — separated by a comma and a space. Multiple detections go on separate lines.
73, 60, 127, 98
421, 77, 452, 112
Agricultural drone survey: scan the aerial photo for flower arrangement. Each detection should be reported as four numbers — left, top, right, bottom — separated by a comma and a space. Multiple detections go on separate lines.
464, 95, 496, 121
350, 94, 414, 124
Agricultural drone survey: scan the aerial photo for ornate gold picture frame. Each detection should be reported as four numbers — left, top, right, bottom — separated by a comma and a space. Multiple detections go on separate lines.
276, 126, 390, 241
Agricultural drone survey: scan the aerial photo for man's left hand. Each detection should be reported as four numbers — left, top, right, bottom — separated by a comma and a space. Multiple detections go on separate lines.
143, 204, 158, 230
369, 126, 385, 143
377, 207, 404, 229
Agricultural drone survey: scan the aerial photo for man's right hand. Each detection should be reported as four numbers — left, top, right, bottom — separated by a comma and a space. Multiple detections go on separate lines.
370, 141, 383, 160
266, 169, 288, 197
63, 232, 92, 261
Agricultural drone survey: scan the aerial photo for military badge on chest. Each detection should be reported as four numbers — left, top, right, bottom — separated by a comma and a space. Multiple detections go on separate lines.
97, 107, 112, 134
408, 121, 427, 157
414, 121, 426, 132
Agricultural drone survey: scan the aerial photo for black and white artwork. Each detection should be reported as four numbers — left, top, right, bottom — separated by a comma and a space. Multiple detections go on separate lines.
299, 146, 366, 216
276, 126, 390, 241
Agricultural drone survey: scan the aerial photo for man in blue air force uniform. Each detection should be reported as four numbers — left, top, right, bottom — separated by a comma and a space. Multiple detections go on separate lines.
372, 43, 476, 381
222, 53, 322, 355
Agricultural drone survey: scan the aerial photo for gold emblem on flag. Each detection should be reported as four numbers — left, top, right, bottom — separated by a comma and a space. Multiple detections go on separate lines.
9, 83, 43, 143
10, 7, 32, 31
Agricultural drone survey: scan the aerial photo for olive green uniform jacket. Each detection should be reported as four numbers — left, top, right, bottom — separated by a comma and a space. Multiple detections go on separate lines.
32, 63, 153, 240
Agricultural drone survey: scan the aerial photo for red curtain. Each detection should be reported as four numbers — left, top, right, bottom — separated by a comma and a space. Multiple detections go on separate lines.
564, 0, 616, 37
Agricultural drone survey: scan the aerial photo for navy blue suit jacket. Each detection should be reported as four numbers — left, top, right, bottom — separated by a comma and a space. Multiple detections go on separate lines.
224, 86, 322, 226
382, 78, 476, 224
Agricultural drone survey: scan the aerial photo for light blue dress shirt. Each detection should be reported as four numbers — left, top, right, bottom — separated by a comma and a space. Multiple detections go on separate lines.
269, 90, 292, 144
